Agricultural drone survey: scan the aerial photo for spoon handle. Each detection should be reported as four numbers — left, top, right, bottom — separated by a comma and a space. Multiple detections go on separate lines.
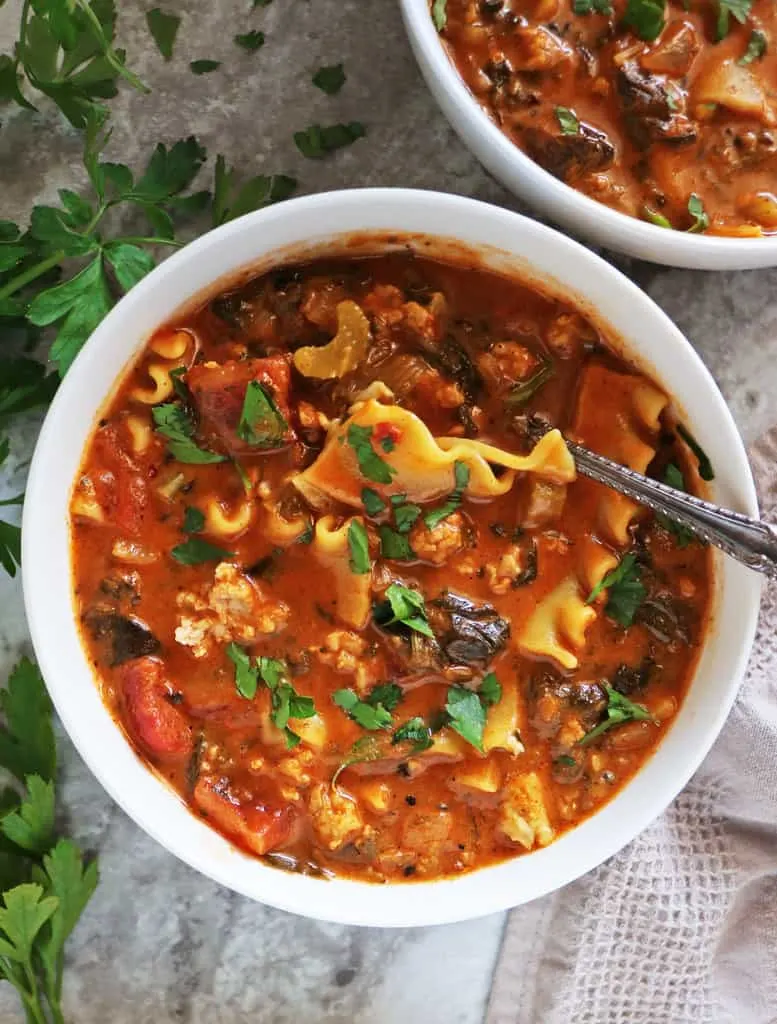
567, 440, 777, 581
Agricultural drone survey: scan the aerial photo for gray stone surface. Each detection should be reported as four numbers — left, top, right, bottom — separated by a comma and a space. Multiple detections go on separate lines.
1, 0, 776, 1021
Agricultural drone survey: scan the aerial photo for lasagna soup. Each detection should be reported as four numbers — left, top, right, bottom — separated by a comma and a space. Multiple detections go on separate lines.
437, 0, 777, 235
71, 250, 712, 881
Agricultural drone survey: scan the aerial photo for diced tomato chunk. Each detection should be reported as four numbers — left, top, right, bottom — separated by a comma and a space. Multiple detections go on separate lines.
373, 421, 402, 448
91, 426, 148, 534
119, 657, 193, 761
186, 356, 294, 456
193, 775, 297, 856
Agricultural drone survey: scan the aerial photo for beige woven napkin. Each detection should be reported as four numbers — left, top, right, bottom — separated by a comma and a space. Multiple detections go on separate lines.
486, 428, 777, 1024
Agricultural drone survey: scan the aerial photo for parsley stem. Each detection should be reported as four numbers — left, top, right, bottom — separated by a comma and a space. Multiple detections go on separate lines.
73, 0, 149, 94
115, 236, 184, 248
0, 251, 65, 302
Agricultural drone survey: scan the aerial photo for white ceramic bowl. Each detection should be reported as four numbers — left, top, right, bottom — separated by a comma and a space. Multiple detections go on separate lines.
23, 189, 761, 927
400, 0, 777, 271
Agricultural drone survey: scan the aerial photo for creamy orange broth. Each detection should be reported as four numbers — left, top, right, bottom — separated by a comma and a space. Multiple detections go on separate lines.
70, 252, 711, 881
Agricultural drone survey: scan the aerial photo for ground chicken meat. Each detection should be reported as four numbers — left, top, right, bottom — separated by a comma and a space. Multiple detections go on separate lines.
478, 341, 538, 388
316, 630, 380, 694
485, 545, 526, 595
409, 511, 469, 566
308, 783, 364, 850
175, 562, 290, 657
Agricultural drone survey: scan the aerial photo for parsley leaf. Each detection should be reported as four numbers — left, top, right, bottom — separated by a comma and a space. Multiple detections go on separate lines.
677, 424, 714, 481
190, 59, 221, 75
0, 659, 56, 785
361, 487, 386, 517
716, 0, 753, 40
212, 155, 296, 225
392, 502, 422, 533
431, 0, 447, 31
348, 519, 371, 574
146, 8, 181, 60
657, 463, 696, 547
687, 194, 710, 233
346, 423, 397, 484
259, 657, 316, 748
294, 122, 366, 159
0, 776, 55, 855
378, 525, 414, 561
235, 30, 265, 52
312, 63, 346, 94
739, 28, 767, 64
0, 521, 22, 578
587, 553, 646, 627
643, 207, 673, 229
573, 0, 613, 12
373, 583, 434, 638
392, 717, 433, 752
152, 403, 227, 465
369, 683, 403, 712
424, 460, 469, 529
181, 506, 205, 534
479, 672, 502, 707
623, 0, 666, 41
505, 360, 554, 408
333, 689, 394, 731
226, 643, 260, 700
0, 883, 59, 966
331, 735, 388, 787
445, 686, 486, 752
555, 106, 580, 135
26, 257, 112, 376
237, 380, 288, 448
170, 537, 233, 565
578, 685, 655, 745
103, 242, 156, 292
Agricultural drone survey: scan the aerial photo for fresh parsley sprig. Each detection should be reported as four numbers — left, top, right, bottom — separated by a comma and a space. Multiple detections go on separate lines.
0, 659, 98, 1024
0, 0, 148, 129
578, 685, 655, 745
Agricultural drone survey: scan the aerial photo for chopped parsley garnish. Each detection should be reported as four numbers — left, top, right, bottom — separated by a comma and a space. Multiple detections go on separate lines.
226, 642, 259, 699
312, 64, 346, 95
333, 683, 403, 731
346, 423, 397, 484
578, 686, 655, 746
235, 30, 265, 52
505, 360, 554, 408
331, 735, 387, 787
373, 583, 434, 638
348, 519, 371, 575
190, 60, 221, 75
479, 672, 502, 707
392, 717, 433, 752
225, 654, 316, 747
687, 194, 710, 233
237, 380, 288, 448
739, 28, 767, 64
573, 0, 613, 12
152, 403, 227, 464
361, 487, 387, 517
643, 207, 672, 229
657, 463, 696, 547
379, 526, 414, 561
170, 537, 233, 565
716, 0, 753, 41
586, 553, 646, 627
554, 753, 578, 768
394, 501, 422, 533
146, 8, 181, 60
445, 686, 487, 752
294, 122, 366, 159
555, 106, 580, 135
623, 0, 666, 41
431, 0, 447, 31
424, 460, 469, 530
677, 424, 714, 481
181, 505, 205, 534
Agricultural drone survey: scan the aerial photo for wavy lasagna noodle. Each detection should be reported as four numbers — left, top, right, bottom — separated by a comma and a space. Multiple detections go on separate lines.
70, 250, 712, 883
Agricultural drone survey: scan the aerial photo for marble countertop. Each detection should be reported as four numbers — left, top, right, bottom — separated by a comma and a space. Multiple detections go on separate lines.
1, 1, 776, 1020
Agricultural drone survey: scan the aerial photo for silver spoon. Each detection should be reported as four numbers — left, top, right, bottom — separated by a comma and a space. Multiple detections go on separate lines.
565, 437, 777, 581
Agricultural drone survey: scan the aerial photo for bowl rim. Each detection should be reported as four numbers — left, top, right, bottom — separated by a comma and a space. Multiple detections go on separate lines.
399, 0, 777, 269
22, 187, 762, 927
